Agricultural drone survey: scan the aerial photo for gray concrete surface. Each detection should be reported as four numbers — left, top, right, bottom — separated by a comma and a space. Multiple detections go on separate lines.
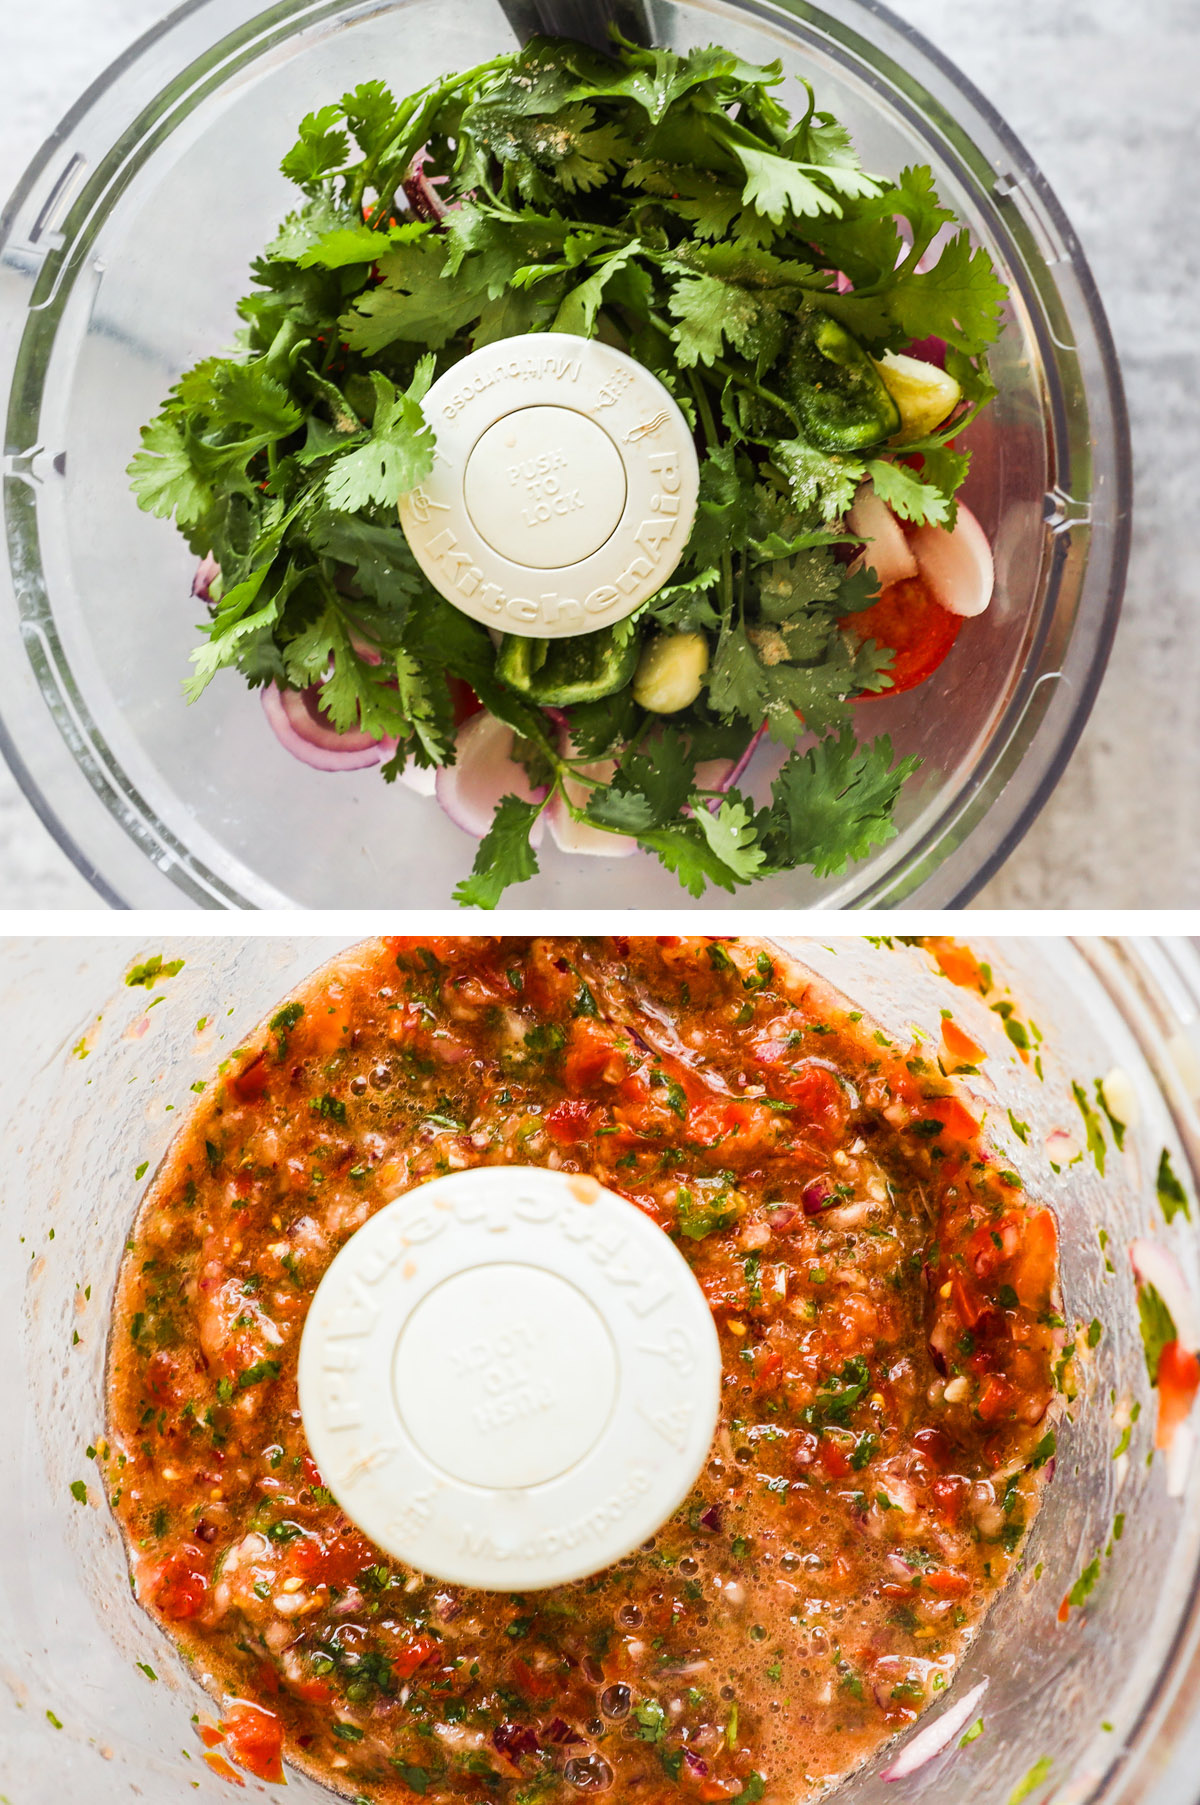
0, 0, 1195, 910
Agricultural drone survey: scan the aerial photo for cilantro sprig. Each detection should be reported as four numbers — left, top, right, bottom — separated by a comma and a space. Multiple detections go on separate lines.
129, 31, 1004, 904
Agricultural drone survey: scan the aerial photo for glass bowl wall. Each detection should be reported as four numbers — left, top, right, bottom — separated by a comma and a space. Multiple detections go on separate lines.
0, 0, 1130, 906
2, 936, 1200, 1803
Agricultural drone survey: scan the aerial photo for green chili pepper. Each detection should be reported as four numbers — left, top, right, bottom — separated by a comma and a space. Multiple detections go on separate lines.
782, 312, 901, 453
496, 623, 639, 707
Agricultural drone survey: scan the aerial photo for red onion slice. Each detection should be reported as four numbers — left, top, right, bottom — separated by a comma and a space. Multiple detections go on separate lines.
261, 683, 396, 771
1130, 1240, 1200, 1351
192, 554, 220, 604
402, 148, 455, 224
879, 1679, 989, 1781
435, 710, 546, 844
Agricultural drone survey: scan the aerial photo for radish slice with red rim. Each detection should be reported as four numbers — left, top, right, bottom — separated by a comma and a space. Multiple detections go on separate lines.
261, 683, 395, 772
435, 710, 546, 844
910, 503, 994, 618
547, 754, 637, 859
847, 484, 918, 591
399, 762, 438, 798
879, 1679, 988, 1781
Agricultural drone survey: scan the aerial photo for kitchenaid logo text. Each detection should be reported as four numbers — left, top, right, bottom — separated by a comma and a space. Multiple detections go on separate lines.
441, 351, 583, 420
411, 446, 684, 628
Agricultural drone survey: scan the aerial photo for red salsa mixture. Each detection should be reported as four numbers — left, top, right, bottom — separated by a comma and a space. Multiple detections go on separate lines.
105, 937, 1061, 1800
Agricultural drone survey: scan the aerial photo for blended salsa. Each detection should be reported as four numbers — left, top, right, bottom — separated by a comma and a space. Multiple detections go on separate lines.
105, 937, 1061, 1800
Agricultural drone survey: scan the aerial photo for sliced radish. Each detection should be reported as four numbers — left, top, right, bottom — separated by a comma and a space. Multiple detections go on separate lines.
261, 683, 395, 772
1130, 1240, 1200, 1352
399, 762, 438, 798
847, 484, 918, 590
879, 1679, 989, 1781
435, 710, 546, 844
910, 503, 994, 618
547, 755, 636, 859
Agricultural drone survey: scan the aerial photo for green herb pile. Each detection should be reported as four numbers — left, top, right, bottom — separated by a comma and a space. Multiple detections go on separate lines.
129, 31, 1006, 905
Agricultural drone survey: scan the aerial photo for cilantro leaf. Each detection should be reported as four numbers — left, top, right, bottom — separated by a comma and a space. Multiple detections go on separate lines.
323, 362, 435, 512
341, 238, 489, 352
1137, 1281, 1177, 1386
584, 732, 696, 832
763, 731, 920, 877
637, 822, 741, 897
280, 106, 350, 190
1157, 1149, 1190, 1223
864, 456, 952, 528
692, 797, 768, 879
452, 796, 543, 908
297, 218, 430, 269
128, 417, 211, 526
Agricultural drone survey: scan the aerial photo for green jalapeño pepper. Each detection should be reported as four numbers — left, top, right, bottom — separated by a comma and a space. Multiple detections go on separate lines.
496, 622, 640, 707
782, 312, 901, 453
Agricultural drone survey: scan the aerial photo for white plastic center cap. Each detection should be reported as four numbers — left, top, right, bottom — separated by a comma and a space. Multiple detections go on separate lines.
298, 1167, 721, 1590
398, 334, 700, 638
393, 1264, 617, 1488
463, 407, 627, 569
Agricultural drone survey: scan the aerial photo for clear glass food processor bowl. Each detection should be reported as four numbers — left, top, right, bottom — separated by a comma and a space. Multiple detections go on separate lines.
3, 935, 1200, 1803
0, 0, 1130, 908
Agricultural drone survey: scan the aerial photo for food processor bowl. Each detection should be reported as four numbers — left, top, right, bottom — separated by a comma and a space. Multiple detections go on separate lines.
2, 935, 1199, 1804
0, 0, 1130, 907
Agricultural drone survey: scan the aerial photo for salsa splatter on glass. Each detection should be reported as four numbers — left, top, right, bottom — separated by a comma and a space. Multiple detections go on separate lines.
105, 938, 1060, 1799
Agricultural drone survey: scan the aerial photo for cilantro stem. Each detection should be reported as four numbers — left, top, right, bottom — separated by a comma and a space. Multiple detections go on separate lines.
682, 367, 735, 618
709, 355, 804, 436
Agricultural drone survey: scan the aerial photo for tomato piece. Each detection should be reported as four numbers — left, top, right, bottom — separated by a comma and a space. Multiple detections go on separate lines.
222, 1700, 285, 1784
924, 937, 987, 993
564, 1019, 624, 1091
291, 1676, 334, 1705
1013, 1209, 1058, 1313
843, 575, 962, 695
911, 1426, 953, 1471
546, 1100, 595, 1144
940, 1018, 985, 1067
204, 1751, 245, 1786
779, 1063, 849, 1142
976, 1375, 1015, 1423
751, 1349, 783, 1393
509, 1655, 558, 1701
1157, 1341, 1200, 1448
288, 1528, 377, 1589
818, 1437, 853, 1479
150, 1552, 209, 1621
916, 1095, 981, 1144
930, 1475, 968, 1526
230, 1053, 270, 1103
923, 1569, 971, 1596
951, 1273, 986, 1332
393, 1635, 442, 1679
